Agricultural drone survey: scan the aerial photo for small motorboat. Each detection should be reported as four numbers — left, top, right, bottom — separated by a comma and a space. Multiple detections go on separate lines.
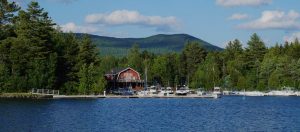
176, 86, 189, 95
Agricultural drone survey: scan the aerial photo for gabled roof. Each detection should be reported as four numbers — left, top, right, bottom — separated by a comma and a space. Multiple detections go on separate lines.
105, 67, 126, 75
105, 67, 138, 75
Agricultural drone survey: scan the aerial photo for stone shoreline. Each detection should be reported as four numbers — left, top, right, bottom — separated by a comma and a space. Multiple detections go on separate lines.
0, 93, 53, 99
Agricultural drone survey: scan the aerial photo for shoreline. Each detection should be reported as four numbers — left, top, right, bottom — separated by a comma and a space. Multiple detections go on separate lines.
1, 92, 300, 99
0, 93, 219, 99
0, 93, 53, 99
52, 94, 218, 99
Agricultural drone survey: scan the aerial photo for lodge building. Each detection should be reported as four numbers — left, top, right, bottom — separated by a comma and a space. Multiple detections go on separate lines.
104, 67, 144, 93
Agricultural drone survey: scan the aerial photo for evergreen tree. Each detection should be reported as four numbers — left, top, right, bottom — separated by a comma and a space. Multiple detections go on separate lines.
243, 33, 267, 89
56, 33, 80, 94
244, 33, 267, 67
77, 35, 98, 66
181, 41, 207, 84
76, 35, 101, 94
15, 2, 56, 90
224, 39, 243, 61
0, 0, 20, 40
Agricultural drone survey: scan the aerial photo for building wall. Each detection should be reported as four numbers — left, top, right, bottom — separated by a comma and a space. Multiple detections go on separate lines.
118, 69, 140, 81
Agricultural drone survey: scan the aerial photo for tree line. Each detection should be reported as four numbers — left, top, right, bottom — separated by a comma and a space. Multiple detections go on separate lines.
101, 33, 300, 92
138, 35, 300, 91
1, 1, 300, 95
0, 1, 105, 94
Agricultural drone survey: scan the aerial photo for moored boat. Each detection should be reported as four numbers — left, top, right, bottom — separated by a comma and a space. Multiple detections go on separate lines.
213, 87, 222, 95
196, 88, 206, 96
158, 87, 174, 96
266, 87, 296, 96
243, 91, 265, 96
176, 86, 189, 95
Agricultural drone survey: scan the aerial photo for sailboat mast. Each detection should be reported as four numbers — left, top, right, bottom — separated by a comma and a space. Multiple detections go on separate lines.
144, 66, 147, 91
213, 66, 215, 88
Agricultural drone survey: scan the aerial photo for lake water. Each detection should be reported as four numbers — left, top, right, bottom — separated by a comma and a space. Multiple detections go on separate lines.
0, 96, 300, 132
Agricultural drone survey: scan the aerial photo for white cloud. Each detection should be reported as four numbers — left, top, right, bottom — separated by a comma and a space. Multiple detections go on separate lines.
238, 10, 300, 30
284, 32, 300, 42
60, 22, 100, 34
85, 10, 180, 32
216, 0, 272, 7
228, 13, 250, 20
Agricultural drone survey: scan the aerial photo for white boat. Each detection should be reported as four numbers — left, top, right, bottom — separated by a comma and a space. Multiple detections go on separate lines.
176, 86, 189, 95
222, 90, 233, 95
196, 88, 206, 96
165, 87, 174, 95
213, 87, 222, 95
266, 87, 296, 96
266, 91, 296, 96
158, 87, 174, 96
212, 93, 221, 98
137, 90, 150, 96
296, 91, 300, 96
243, 91, 265, 96
149, 86, 158, 95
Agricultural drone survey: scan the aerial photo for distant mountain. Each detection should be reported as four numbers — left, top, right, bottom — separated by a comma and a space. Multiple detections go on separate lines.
75, 33, 223, 56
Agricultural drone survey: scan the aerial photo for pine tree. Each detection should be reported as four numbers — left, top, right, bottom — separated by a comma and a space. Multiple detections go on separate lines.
55, 33, 80, 94
77, 35, 98, 66
0, 0, 20, 40
76, 35, 101, 94
244, 33, 267, 89
181, 41, 207, 83
224, 39, 243, 61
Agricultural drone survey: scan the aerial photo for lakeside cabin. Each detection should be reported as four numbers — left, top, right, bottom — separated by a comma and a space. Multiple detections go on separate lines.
104, 67, 144, 93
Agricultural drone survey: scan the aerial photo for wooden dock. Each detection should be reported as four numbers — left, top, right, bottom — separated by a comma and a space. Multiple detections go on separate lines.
52, 94, 219, 99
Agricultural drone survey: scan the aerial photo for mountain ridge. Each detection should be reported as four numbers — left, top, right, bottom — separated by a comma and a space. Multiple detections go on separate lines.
75, 33, 223, 56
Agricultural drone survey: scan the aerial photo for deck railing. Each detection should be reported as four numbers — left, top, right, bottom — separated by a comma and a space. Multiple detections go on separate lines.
31, 89, 60, 95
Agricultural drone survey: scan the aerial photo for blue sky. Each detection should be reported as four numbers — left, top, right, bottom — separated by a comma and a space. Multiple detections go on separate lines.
12, 0, 300, 48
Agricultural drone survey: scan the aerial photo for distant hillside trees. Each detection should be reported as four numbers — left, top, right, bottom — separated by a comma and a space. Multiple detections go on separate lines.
121, 34, 300, 91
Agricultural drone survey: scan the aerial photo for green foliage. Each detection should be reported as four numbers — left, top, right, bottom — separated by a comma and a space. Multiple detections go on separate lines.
127, 44, 143, 73
181, 41, 207, 81
1, 1, 300, 94
152, 55, 168, 85
75, 33, 222, 56
191, 52, 220, 90
78, 63, 104, 95
0, 0, 20, 40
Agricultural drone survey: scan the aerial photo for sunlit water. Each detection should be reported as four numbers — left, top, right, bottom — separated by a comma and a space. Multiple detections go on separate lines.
0, 96, 300, 131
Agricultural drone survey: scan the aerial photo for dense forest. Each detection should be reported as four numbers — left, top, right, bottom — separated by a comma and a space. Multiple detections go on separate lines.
1, 1, 300, 95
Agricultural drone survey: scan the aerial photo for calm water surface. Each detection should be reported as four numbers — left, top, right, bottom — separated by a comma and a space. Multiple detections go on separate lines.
0, 96, 300, 132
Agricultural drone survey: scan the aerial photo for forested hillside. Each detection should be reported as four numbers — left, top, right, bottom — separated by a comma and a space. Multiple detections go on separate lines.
1, 1, 300, 95
75, 33, 223, 56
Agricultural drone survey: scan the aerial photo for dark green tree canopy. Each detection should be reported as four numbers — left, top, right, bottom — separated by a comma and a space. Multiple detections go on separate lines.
0, 0, 20, 40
